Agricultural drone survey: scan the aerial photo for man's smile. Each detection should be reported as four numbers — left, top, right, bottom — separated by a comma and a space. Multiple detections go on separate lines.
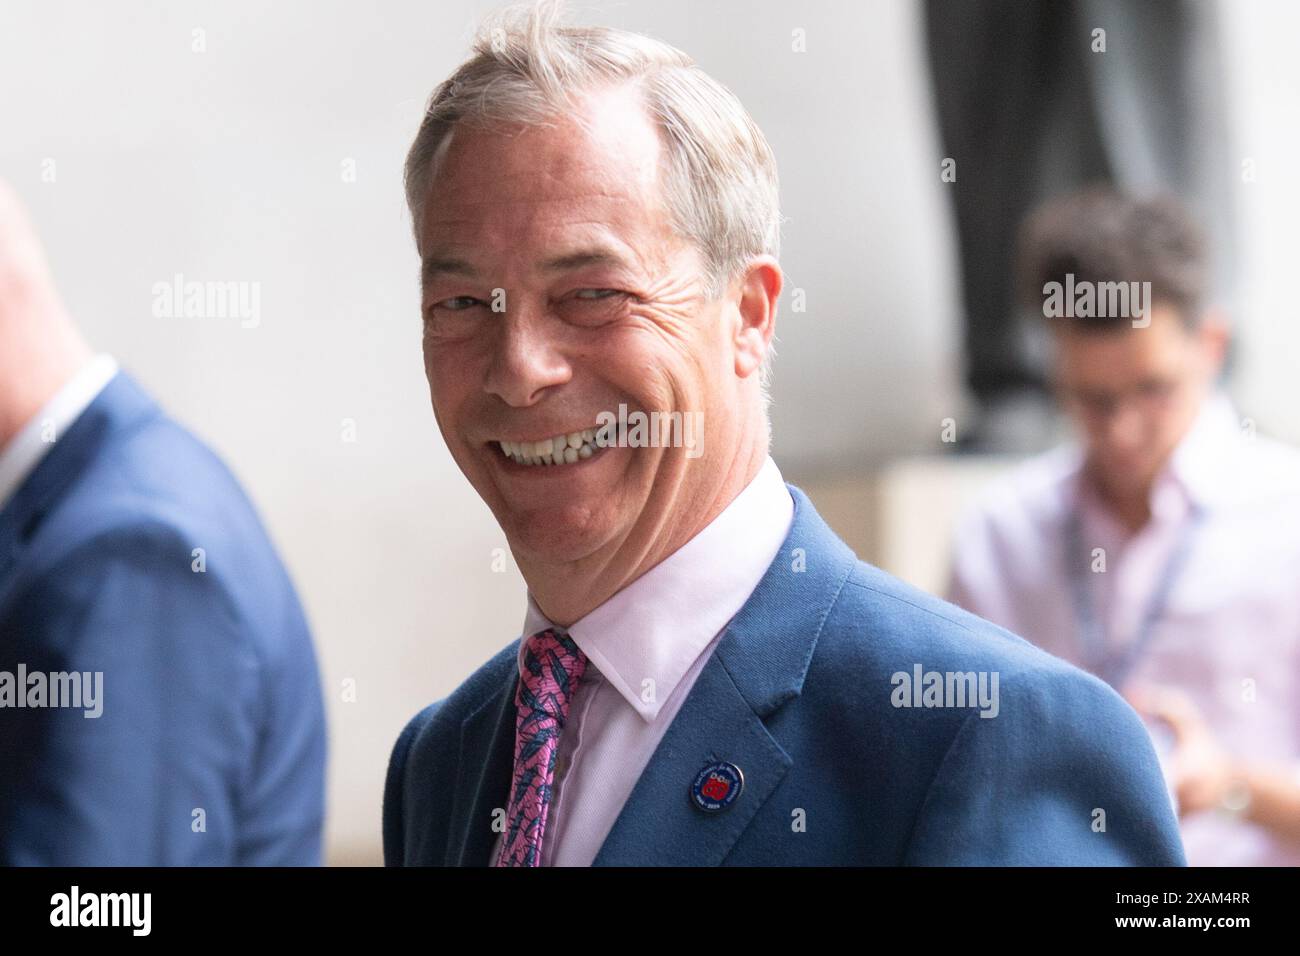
492, 427, 599, 464
491, 427, 604, 468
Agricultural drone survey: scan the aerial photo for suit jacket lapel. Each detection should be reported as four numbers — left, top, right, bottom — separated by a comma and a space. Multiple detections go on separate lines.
591, 647, 793, 865
0, 372, 146, 609
593, 483, 857, 866
453, 664, 518, 865
449, 484, 855, 867
453, 631, 803, 868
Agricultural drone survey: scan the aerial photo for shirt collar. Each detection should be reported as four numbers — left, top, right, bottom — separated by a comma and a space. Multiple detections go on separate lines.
0, 354, 118, 511
1164, 389, 1242, 511
517, 454, 795, 722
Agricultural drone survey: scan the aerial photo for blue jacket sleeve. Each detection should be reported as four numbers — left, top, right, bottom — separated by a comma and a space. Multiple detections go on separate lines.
0, 524, 326, 865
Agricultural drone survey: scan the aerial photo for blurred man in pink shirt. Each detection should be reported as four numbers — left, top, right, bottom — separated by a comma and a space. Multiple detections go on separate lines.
947, 187, 1300, 865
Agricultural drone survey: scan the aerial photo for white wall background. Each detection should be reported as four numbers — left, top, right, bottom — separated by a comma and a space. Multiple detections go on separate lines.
1220, 1, 1300, 441
1, 0, 1293, 863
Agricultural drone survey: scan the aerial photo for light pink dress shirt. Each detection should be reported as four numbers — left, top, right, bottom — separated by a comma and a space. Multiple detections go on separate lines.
490, 454, 794, 866
947, 390, 1300, 865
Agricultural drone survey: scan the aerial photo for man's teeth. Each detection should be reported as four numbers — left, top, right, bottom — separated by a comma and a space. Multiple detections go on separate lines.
498, 429, 598, 467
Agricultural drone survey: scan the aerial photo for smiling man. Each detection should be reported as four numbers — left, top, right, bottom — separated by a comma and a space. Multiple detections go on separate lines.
411, 74, 767, 628
382, 0, 1186, 867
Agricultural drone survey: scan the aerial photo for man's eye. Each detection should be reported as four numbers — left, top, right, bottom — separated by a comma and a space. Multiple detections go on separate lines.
572, 289, 625, 301
435, 296, 484, 311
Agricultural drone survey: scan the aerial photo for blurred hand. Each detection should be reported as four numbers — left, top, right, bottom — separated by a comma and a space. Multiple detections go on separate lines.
1124, 682, 1236, 817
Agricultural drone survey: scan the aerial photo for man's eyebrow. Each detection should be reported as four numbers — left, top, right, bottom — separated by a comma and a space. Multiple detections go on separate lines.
538, 249, 632, 273
421, 256, 479, 286
420, 248, 635, 287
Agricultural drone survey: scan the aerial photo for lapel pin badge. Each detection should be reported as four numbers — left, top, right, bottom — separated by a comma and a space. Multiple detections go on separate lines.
690, 760, 744, 812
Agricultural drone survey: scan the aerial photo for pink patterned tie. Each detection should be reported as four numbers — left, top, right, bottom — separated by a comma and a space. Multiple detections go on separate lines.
495, 628, 588, 867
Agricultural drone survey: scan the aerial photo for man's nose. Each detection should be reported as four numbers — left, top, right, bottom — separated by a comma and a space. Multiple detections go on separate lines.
1103, 401, 1146, 452
482, 306, 570, 407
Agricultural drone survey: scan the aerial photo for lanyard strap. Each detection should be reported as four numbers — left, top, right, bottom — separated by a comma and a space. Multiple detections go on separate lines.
1063, 501, 1206, 688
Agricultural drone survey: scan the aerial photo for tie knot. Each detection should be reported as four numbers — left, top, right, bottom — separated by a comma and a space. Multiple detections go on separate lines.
519, 627, 587, 720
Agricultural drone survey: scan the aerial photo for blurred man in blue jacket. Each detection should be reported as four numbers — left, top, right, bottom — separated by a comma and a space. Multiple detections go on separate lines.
0, 179, 327, 865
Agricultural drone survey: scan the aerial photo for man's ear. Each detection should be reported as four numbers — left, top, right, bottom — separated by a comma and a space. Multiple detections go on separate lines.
732, 255, 781, 379
1196, 306, 1231, 378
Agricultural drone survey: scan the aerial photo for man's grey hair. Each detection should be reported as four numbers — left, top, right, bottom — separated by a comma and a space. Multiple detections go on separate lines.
403, 0, 781, 407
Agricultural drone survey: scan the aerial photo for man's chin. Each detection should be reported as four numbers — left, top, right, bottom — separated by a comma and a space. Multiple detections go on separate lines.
1094, 462, 1157, 500
497, 504, 615, 566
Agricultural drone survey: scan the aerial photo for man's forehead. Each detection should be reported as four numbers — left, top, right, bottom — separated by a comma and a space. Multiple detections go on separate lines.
1057, 329, 1186, 385
1059, 308, 1188, 356
424, 87, 662, 212
418, 190, 661, 282
416, 88, 682, 281
419, 168, 677, 280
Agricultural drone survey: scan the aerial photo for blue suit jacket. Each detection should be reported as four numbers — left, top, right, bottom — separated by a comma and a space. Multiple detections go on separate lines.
0, 372, 326, 865
384, 483, 1186, 866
